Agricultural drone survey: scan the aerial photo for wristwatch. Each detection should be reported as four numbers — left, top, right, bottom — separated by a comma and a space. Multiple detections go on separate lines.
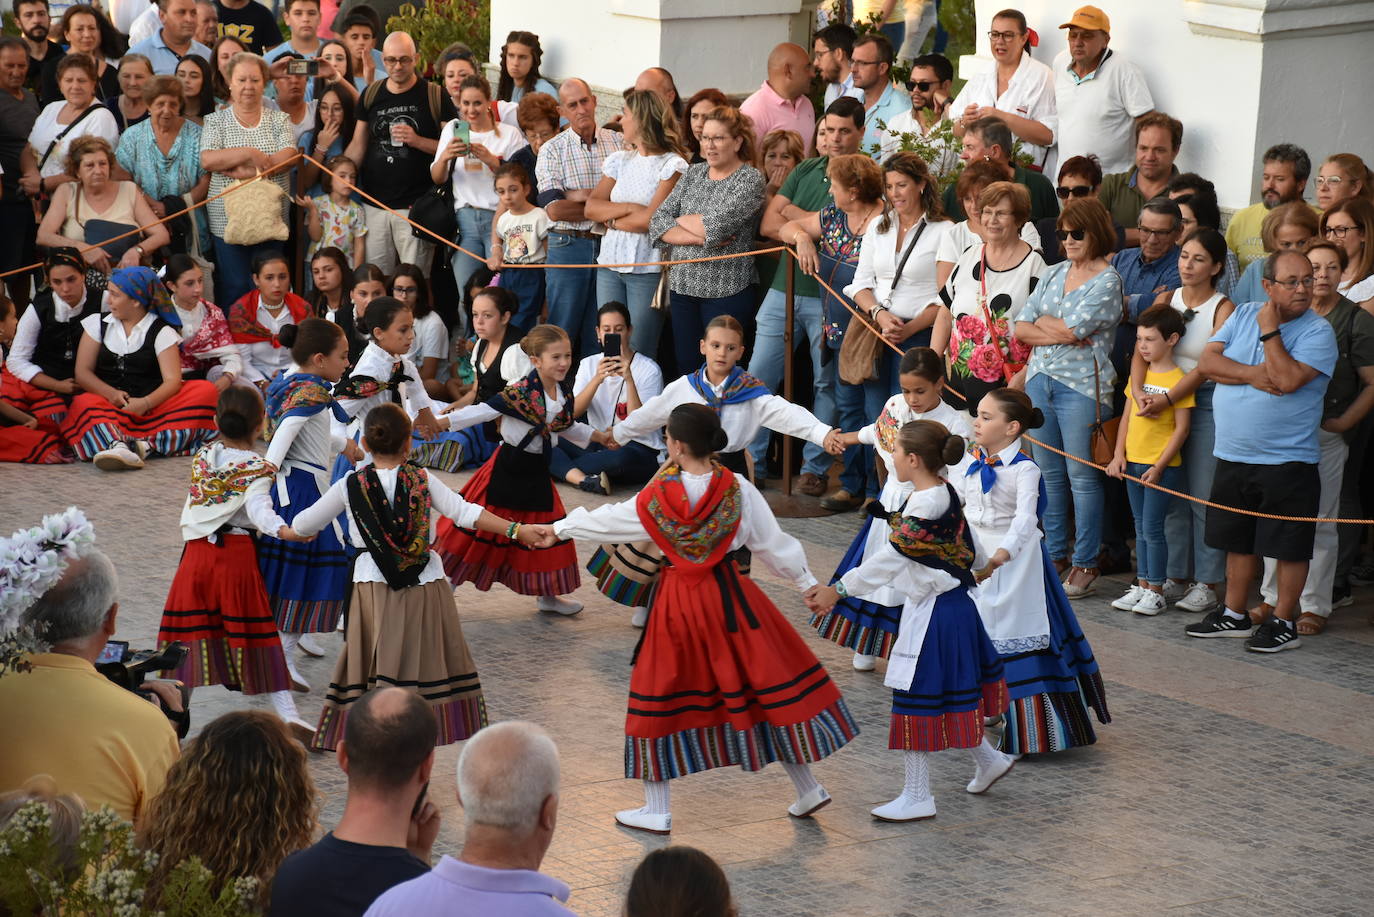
1259, 329, 1281, 343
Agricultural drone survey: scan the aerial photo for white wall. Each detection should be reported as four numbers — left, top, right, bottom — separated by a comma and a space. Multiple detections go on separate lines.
970, 0, 1374, 210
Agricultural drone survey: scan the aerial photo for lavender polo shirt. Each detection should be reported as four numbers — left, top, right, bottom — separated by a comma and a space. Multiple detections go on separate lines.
363, 856, 574, 916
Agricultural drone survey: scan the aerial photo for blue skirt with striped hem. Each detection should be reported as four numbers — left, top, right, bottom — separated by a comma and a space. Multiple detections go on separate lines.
994, 547, 1111, 755
410, 427, 496, 473
810, 514, 902, 658
257, 466, 352, 633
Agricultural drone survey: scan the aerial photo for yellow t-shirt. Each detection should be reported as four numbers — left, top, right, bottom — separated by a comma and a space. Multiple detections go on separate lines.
1125, 367, 1194, 466
0, 653, 181, 825
852, 0, 906, 26
1226, 200, 1323, 271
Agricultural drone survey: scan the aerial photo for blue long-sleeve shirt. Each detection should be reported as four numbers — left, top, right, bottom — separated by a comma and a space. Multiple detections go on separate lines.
1109, 245, 1182, 377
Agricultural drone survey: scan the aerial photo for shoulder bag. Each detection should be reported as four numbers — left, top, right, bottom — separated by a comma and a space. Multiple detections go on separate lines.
839, 218, 925, 385
410, 157, 457, 241
221, 169, 289, 245
1088, 354, 1120, 466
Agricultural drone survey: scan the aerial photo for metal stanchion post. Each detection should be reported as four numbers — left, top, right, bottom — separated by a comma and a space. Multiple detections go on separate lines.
782, 248, 795, 497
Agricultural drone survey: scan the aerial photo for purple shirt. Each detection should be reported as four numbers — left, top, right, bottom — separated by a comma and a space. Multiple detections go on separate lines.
739, 80, 817, 156
363, 856, 574, 916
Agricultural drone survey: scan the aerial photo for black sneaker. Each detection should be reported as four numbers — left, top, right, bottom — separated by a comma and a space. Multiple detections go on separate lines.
577, 472, 611, 496
1184, 610, 1255, 639
1245, 618, 1302, 653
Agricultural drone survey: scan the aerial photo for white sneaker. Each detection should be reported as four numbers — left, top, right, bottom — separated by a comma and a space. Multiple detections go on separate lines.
1132, 590, 1167, 616
131, 440, 151, 460
537, 595, 583, 616
852, 653, 877, 671
1111, 584, 1146, 611
297, 633, 327, 657
966, 753, 1015, 794
1176, 582, 1219, 613
615, 807, 671, 834
871, 794, 936, 822
1162, 579, 1188, 603
630, 606, 649, 628
93, 442, 145, 471
787, 785, 831, 818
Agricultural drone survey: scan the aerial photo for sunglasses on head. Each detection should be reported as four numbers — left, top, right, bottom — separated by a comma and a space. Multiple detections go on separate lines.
1055, 228, 1086, 242
1056, 184, 1092, 199
905, 79, 935, 92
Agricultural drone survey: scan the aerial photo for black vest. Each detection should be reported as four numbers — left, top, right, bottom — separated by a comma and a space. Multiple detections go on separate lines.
474, 326, 525, 403
27, 287, 103, 381
94, 315, 168, 398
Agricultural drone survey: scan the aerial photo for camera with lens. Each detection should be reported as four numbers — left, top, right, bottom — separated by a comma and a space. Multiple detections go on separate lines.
96, 640, 192, 738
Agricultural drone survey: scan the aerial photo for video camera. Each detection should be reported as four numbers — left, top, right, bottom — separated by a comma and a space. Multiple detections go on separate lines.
96, 640, 192, 738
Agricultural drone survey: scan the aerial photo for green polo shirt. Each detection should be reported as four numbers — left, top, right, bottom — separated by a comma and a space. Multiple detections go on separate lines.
770, 156, 833, 298
941, 163, 1059, 223
1099, 165, 1181, 229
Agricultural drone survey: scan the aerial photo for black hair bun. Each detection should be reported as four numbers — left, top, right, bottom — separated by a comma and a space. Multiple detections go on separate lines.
276, 323, 299, 349
1029, 407, 1045, 430
710, 429, 729, 453
941, 433, 965, 466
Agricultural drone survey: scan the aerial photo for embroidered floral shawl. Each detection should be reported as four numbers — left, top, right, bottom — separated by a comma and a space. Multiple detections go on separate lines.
346, 462, 433, 590
179, 301, 237, 373
228, 290, 312, 347
636, 461, 742, 568
486, 371, 574, 449
687, 365, 770, 414
869, 482, 976, 587
265, 371, 349, 440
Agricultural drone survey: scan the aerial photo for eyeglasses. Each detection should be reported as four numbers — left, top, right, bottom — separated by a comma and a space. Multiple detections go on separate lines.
699, 134, 731, 146
905, 79, 935, 92
1271, 276, 1315, 290
1314, 176, 1345, 187
988, 30, 1022, 42
850, 58, 883, 68
1138, 226, 1176, 238
393, 285, 418, 295
382, 56, 413, 66
1055, 228, 1086, 241
1324, 224, 1359, 238
1056, 184, 1092, 199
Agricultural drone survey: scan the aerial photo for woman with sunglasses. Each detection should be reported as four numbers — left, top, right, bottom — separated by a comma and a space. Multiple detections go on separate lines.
1012, 197, 1121, 599
1034, 155, 1127, 265
1318, 198, 1374, 310
950, 8, 1057, 174
1124, 228, 1235, 615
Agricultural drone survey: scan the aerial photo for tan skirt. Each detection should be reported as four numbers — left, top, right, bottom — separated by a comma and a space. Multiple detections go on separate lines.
312, 579, 487, 751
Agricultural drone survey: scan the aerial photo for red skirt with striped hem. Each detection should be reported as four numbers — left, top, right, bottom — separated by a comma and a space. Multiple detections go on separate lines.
889, 679, 1009, 752
156, 535, 292, 694
624, 559, 857, 780
434, 450, 580, 596
311, 579, 488, 751
61, 381, 219, 461
0, 369, 70, 463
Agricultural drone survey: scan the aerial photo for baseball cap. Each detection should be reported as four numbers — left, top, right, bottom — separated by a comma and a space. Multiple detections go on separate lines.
1060, 5, 1110, 33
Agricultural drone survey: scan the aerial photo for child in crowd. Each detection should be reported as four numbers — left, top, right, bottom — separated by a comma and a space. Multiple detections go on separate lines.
287, 403, 520, 751
260, 319, 357, 684
489, 162, 548, 333
543, 404, 856, 834
1108, 305, 1193, 616
813, 348, 972, 671
309, 247, 355, 327
553, 301, 664, 496
955, 390, 1111, 755
392, 265, 449, 400
163, 255, 242, 387
807, 420, 1012, 822
158, 386, 315, 742
299, 154, 367, 268
439, 286, 529, 470
436, 324, 613, 616
229, 253, 312, 386
0, 295, 66, 464
344, 263, 387, 364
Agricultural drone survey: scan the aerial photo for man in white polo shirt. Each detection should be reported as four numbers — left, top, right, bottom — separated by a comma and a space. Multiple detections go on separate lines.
1052, 5, 1153, 174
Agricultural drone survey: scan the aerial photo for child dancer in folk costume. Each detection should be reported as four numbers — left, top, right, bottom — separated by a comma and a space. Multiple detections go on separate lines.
814, 348, 972, 671
0, 296, 66, 463
808, 420, 1013, 823
955, 390, 1110, 755
158, 387, 316, 743
287, 403, 518, 751
534, 405, 857, 835
435, 324, 614, 616
591, 315, 844, 626
259, 319, 357, 678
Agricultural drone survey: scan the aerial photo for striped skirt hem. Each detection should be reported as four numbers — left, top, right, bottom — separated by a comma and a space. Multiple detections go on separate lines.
810, 604, 898, 658
889, 679, 1009, 751
274, 597, 347, 634
159, 637, 291, 695
315, 693, 488, 751
999, 673, 1110, 755
625, 698, 859, 781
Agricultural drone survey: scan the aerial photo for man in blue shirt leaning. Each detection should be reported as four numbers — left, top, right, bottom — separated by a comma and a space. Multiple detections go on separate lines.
1187, 250, 1336, 653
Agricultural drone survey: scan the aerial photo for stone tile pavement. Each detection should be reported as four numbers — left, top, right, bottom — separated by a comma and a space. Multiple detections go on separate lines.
3, 457, 1373, 916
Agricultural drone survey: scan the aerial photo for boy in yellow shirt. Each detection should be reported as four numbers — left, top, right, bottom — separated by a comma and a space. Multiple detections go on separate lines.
1107, 305, 1193, 615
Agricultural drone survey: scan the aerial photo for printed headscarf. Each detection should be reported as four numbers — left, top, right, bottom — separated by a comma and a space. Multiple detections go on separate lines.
109, 266, 181, 328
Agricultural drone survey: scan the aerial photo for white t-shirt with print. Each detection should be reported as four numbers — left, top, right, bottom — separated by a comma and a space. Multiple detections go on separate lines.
495, 207, 551, 264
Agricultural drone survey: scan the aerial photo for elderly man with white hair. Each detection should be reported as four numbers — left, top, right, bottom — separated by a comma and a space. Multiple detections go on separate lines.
0, 516, 180, 825
364, 720, 573, 916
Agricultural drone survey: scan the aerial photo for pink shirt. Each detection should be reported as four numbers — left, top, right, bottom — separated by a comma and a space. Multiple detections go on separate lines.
739, 80, 816, 156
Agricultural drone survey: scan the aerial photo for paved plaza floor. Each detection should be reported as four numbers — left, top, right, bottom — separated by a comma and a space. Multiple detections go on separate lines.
2, 456, 1372, 916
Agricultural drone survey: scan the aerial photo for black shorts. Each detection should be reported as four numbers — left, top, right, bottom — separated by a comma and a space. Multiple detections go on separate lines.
1204, 459, 1319, 562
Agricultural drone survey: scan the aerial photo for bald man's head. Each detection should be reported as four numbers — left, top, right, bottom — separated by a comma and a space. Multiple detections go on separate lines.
766, 42, 812, 101
340, 687, 437, 791
635, 67, 677, 108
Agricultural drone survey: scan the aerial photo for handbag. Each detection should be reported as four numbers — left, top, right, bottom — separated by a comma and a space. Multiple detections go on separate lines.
221, 171, 289, 245
975, 246, 1026, 383
410, 159, 457, 241
839, 218, 926, 385
649, 260, 671, 311
1088, 355, 1120, 466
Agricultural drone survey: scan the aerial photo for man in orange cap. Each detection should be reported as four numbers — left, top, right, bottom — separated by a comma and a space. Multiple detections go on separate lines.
1052, 5, 1154, 174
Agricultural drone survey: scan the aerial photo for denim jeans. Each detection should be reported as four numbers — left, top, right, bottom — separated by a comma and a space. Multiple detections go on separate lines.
1026, 372, 1109, 567
547, 438, 660, 485
451, 206, 495, 301
596, 268, 664, 359
668, 287, 756, 377
545, 232, 600, 356
1164, 383, 1226, 584
1126, 461, 1183, 585
212, 236, 285, 311
836, 361, 894, 498
498, 264, 546, 334
746, 288, 835, 478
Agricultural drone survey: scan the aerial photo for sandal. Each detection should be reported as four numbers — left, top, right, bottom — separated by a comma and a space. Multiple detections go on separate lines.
1063, 566, 1100, 598
1296, 612, 1326, 636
